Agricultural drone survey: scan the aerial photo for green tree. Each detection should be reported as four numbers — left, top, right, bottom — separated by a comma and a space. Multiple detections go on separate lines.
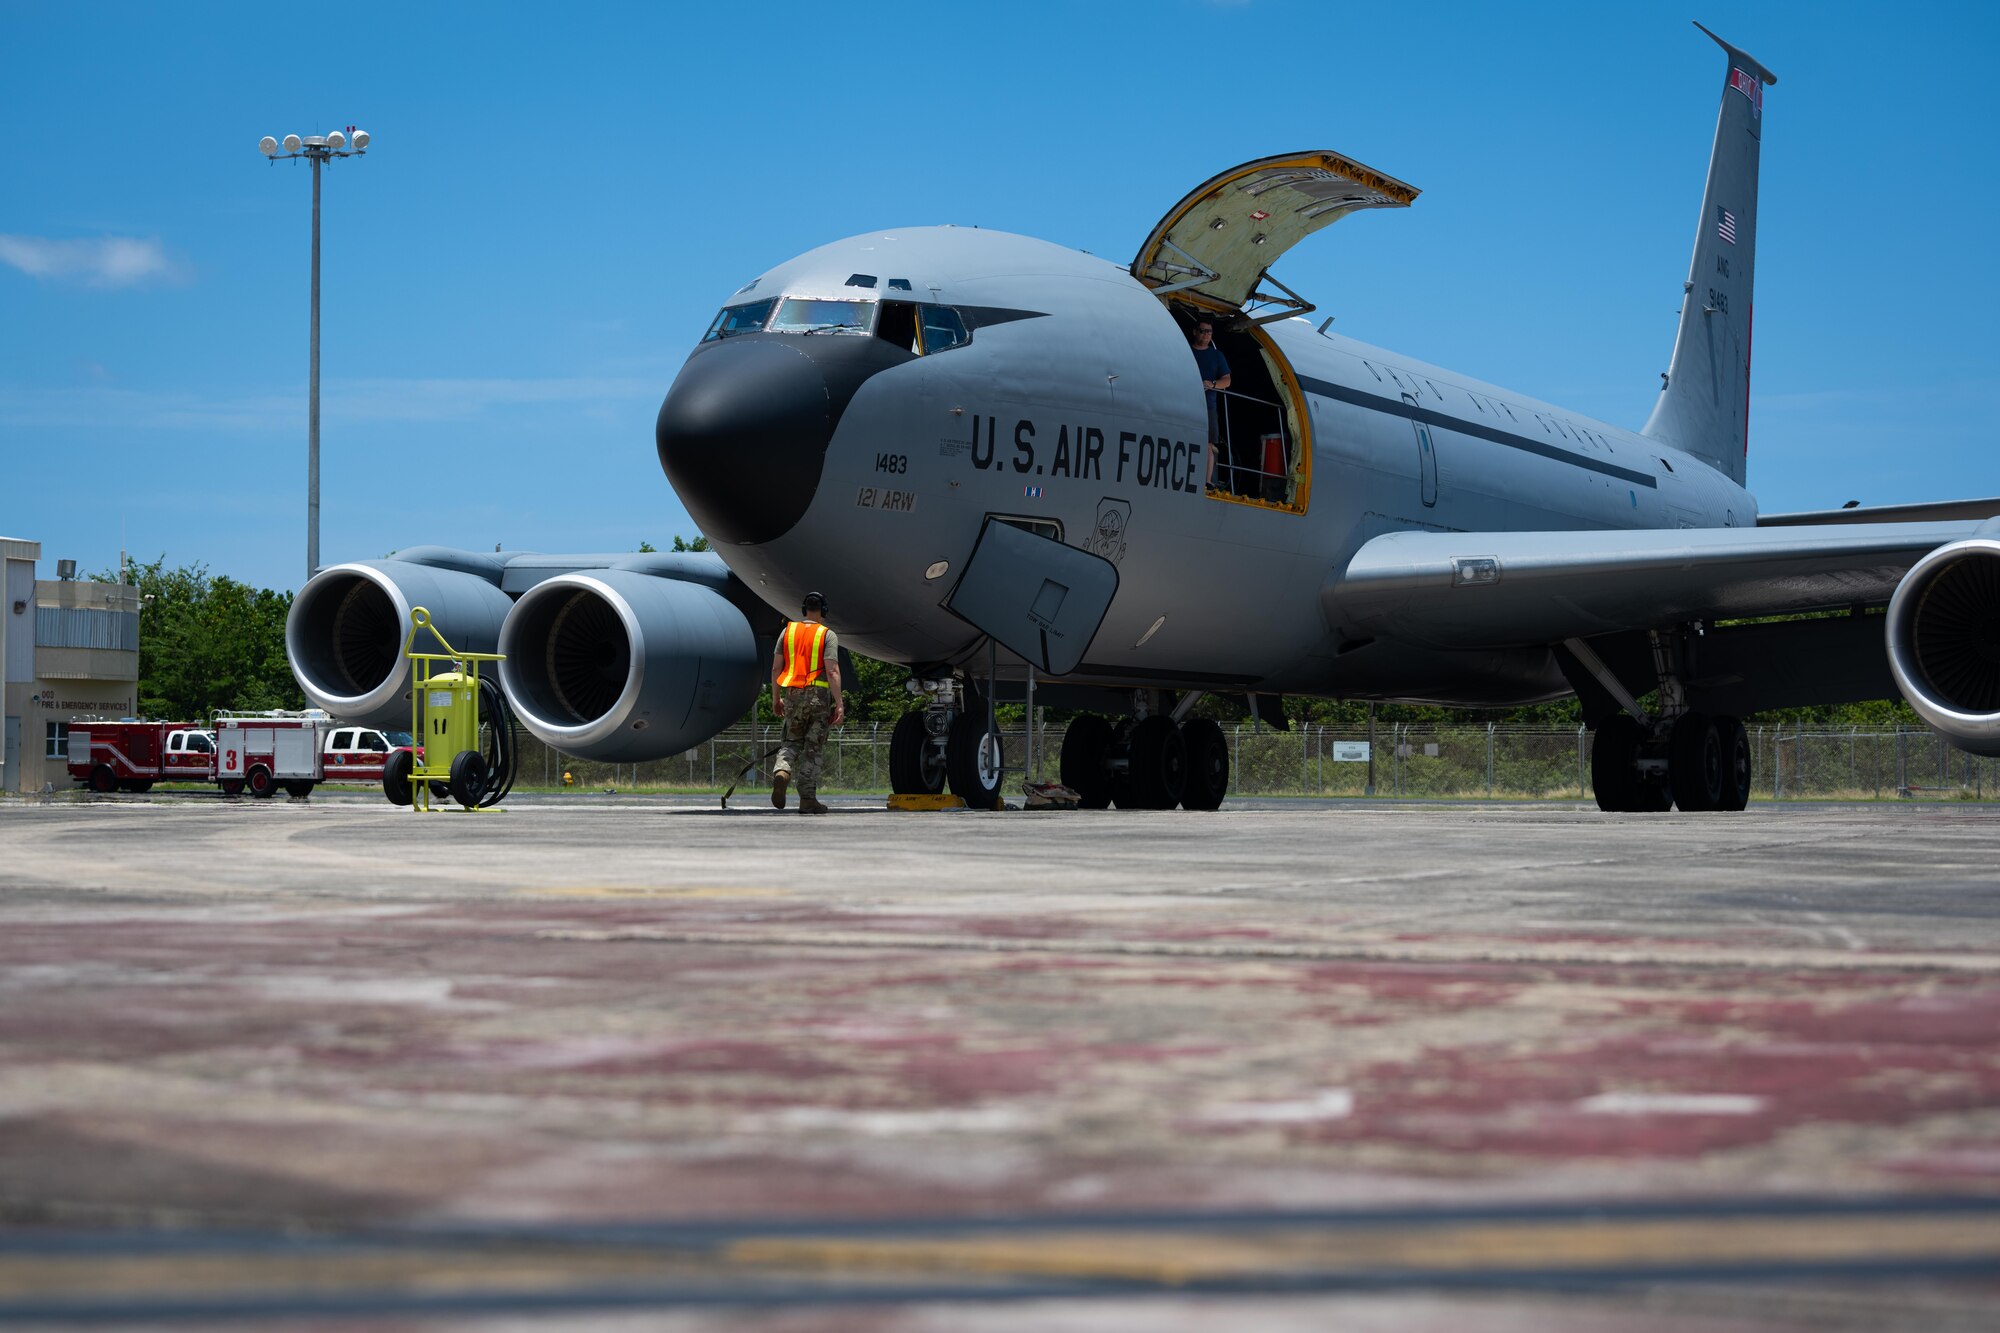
100, 557, 303, 721
670, 534, 711, 552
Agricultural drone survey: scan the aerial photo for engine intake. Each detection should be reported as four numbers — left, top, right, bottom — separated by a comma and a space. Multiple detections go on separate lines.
499, 570, 761, 761
1886, 536, 2000, 756
287, 556, 513, 728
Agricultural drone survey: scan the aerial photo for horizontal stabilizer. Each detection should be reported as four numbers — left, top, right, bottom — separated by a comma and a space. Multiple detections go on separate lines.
1693, 20, 1777, 86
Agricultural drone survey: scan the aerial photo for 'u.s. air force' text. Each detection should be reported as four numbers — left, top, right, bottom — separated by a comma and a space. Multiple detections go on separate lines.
958, 414, 1200, 493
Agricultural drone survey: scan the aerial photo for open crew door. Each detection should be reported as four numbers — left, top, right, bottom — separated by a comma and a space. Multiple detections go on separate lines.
1132, 151, 1418, 319
945, 517, 1119, 676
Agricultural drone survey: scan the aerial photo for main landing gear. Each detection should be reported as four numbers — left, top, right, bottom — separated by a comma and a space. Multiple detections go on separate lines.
1572, 633, 1753, 813
1058, 696, 1229, 811
1590, 711, 1750, 812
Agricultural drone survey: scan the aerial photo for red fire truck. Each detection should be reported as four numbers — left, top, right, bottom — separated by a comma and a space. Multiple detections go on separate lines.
212, 713, 331, 797
65, 721, 214, 793
69, 713, 335, 798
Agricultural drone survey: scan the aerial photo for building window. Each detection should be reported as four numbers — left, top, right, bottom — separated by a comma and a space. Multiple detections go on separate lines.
45, 721, 67, 759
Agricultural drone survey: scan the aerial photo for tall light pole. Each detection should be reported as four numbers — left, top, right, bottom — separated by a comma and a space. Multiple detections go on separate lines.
259, 127, 371, 581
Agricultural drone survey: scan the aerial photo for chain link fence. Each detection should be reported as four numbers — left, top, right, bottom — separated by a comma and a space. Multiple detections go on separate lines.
511, 722, 1999, 801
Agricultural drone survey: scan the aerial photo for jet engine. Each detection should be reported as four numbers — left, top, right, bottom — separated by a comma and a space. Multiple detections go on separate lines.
287, 549, 514, 729
1886, 532, 2000, 757
498, 570, 762, 761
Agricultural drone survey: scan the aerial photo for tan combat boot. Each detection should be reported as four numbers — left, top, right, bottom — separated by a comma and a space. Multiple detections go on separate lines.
799, 795, 829, 814
771, 773, 788, 809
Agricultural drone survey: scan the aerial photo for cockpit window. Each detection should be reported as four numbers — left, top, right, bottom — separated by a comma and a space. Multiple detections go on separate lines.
769, 298, 875, 335
875, 302, 972, 355
918, 305, 969, 354
702, 298, 775, 342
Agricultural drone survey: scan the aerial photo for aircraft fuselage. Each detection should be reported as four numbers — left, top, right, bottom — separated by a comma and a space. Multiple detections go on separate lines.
657, 226, 1753, 706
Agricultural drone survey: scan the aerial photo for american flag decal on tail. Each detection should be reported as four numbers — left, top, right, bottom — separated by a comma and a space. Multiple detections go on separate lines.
1728, 66, 1763, 117
1717, 206, 1737, 245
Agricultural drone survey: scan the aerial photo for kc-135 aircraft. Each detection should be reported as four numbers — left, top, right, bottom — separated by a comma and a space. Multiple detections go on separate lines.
287, 23, 2000, 813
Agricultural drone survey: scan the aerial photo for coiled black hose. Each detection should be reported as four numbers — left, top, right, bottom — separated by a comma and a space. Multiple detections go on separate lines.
476, 676, 518, 808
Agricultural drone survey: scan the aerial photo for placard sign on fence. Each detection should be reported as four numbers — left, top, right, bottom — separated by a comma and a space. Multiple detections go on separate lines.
1332, 741, 1371, 763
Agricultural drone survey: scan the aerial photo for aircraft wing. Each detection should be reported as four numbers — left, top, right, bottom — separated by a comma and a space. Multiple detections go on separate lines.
1333, 520, 1990, 650
1758, 497, 2000, 527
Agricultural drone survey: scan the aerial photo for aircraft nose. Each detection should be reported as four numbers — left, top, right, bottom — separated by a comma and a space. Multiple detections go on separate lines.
655, 338, 836, 546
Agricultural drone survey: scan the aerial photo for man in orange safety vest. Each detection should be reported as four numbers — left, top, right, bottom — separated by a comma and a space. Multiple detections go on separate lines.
770, 591, 845, 813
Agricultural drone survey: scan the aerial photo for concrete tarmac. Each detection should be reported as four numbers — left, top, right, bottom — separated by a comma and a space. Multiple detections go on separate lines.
3, 792, 2000, 1329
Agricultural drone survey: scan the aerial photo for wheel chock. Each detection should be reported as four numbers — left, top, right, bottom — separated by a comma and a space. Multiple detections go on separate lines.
887, 793, 968, 811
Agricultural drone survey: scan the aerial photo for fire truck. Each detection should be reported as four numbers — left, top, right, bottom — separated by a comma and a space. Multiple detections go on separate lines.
65, 721, 215, 793
69, 712, 334, 798
213, 712, 331, 797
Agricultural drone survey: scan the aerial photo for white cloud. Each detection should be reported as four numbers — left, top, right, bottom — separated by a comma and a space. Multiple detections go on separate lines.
0, 234, 187, 288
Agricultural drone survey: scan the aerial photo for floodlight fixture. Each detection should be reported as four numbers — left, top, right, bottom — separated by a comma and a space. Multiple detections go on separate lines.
255, 123, 376, 580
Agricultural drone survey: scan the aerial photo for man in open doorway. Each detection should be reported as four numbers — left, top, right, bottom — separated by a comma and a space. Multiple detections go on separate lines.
1191, 319, 1231, 490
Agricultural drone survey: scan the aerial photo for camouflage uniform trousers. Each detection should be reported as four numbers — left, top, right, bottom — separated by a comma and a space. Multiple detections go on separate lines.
775, 686, 834, 796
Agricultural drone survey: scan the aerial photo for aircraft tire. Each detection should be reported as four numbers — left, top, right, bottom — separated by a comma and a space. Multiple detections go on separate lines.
1059, 715, 1115, 809
89, 764, 118, 795
1178, 718, 1228, 810
284, 780, 315, 799
945, 713, 1003, 808
449, 750, 491, 808
430, 781, 453, 800
889, 711, 946, 795
1716, 715, 1752, 810
1590, 715, 1640, 812
1107, 719, 1136, 808
1670, 712, 1724, 812
1122, 716, 1187, 811
247, 766, 276, 799
382, 750, 414, 806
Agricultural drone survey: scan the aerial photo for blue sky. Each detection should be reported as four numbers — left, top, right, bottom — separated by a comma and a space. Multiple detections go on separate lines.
4, 1, 1996, 593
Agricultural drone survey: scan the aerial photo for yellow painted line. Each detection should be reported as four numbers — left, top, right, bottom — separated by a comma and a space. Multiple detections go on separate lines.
517, 886, 789, 900
4, 1214, 1996, 1304
724, 1214, 2000, 1285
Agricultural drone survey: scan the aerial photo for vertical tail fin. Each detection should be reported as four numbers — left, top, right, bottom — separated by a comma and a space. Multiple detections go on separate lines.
1641, 22, 1777, 486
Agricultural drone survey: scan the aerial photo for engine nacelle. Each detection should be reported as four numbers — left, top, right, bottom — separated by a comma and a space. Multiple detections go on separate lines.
287, 552, 513, 728
1886, 535, 2000, 757
499, 570, 762, 761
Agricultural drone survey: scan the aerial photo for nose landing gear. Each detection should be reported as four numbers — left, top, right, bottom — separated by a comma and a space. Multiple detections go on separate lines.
889, 676, 1003, 807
